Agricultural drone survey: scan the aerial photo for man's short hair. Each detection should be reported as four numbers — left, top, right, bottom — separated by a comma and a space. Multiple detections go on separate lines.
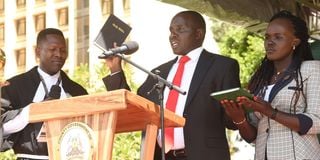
36, 28, 65, 45
178, 10, 206, 34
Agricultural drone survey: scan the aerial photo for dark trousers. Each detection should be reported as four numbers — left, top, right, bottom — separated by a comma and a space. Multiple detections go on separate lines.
17, 158, 47, 160
154, 142, 187, 160
165, 149, 187, 160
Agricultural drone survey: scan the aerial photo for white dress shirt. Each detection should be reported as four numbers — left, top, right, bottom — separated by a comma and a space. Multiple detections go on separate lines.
158, 47, 203, 150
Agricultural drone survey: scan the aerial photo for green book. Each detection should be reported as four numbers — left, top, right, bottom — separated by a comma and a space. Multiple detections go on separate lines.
210, 87, 253, 101
210, 87, 254, 113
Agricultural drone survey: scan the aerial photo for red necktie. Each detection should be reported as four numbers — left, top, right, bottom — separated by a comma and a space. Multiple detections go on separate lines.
164, 56, 190, 152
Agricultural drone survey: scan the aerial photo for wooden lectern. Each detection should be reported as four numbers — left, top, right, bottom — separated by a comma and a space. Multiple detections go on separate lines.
29, 89, 185, 160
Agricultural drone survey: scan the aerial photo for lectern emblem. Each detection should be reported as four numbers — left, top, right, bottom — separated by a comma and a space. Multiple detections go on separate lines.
58, 122, 95, 160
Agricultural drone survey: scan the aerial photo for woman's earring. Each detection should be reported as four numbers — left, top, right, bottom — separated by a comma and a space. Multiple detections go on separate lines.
293, 45, 295, 50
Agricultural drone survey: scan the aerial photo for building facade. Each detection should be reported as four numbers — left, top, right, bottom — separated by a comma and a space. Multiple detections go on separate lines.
0, 0, 131, 79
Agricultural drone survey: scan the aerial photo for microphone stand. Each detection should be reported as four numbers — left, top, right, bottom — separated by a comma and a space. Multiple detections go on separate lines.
115, 53, 186, 160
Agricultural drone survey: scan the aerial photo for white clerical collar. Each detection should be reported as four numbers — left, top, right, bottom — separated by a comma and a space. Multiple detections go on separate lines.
33, 67, 66, 103
37, 67, 61, 90
37, 67, 60, 81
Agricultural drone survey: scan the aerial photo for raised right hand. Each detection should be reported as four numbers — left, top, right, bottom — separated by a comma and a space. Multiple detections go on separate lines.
104, 42, 122, 73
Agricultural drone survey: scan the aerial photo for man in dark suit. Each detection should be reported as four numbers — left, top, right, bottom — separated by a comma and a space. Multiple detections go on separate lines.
103, 10, 240, 160
1, 28, 88, 159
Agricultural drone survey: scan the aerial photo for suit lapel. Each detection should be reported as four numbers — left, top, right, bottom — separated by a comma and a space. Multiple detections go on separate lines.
185, 51, 213, 108
17, 66, 42, 107
140, 57, 177, 104
152, 52, 213, 109
29, 67, 42, 100
158, 59, 177, 81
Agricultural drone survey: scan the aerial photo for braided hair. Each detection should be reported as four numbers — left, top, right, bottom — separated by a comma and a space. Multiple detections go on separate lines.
248, 10, 313, 112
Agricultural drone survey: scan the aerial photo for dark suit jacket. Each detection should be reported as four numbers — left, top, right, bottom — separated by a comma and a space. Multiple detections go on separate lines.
103, 50, 240, 160
1, 66, 88, 155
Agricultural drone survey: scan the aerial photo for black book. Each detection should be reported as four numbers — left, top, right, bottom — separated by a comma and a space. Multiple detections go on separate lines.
94, 14, 132, 52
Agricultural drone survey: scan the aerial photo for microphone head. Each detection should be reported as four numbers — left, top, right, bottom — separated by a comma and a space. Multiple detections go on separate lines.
98, 41, 139, 59
123, 41, 139, 55
48, 85, 61, 99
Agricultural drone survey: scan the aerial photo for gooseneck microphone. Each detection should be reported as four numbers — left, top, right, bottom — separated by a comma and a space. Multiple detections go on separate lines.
48, 85, 61, 99
98, 41, 139, 59
44, 85, 61, 101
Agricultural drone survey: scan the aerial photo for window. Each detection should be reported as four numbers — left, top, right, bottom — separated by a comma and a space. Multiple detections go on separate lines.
15, 48, 26, 67
77, 0, 89, 9
65, 38, 69, 53
101, 0, 113, 15
16, 18, 26, 36
0, 49, 4, 76
0, 0, 4, 13
16, 0, 26, 8
0, 24, 4, 42
123, 0, 130, 10
35, 0, 45, 6
57, 8, 68, 26
76, 46, 89, 65
76, 16, 89, 65
36, 0, 45, 3
34, 46, 40, 64
34, 13, 46, 31
76, 16, 89, 42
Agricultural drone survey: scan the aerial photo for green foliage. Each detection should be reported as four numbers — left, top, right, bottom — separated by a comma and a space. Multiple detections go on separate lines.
0, 149, 16, 160
112, 132, 141, 160
212, 20, 265, 87
71, 62, 108, 94
72, 61, 138, 94
212, 20, 264, 156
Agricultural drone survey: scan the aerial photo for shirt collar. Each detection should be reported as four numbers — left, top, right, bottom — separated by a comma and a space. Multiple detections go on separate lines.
177, 47, 203, 62
37, 67, 60, 81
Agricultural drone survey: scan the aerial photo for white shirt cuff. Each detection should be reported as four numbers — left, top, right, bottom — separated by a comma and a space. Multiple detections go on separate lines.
109, 71, 121, 76
3, 105, 30, 136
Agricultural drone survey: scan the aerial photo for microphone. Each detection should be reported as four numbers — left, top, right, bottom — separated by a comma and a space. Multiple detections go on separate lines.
44, 85, 61, 101
98, 41, 139, 59
49, 85, 61, 99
